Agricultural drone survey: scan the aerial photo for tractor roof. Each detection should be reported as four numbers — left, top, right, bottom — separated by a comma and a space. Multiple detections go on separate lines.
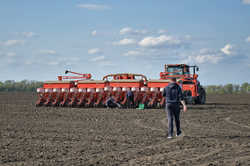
166, 64, 189, 67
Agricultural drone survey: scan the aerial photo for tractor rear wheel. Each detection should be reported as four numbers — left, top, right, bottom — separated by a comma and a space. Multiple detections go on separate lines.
196, 88, 206, 104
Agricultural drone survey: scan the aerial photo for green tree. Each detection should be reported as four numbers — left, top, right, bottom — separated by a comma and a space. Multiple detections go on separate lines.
0, 81, 4, 91
233, 85, 240, 94
0, 80, 43, 92
241, 82, 249, 93
224, 84, 233, 94
247, 85, 250, 93
217, 85, 226, 94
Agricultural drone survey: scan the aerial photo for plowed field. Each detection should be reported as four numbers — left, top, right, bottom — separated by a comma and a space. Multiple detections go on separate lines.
0, 92, 250, 166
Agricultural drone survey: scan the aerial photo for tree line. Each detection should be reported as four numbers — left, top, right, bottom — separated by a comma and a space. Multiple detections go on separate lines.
0, 80, 43, 92
204, 82, 250, 94
0, 80, 250, 94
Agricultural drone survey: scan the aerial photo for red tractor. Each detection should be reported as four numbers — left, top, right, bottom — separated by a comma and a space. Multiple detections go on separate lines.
160, 64, 206, 104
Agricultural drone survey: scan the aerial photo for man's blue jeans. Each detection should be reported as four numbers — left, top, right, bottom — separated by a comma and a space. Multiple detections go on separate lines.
165, 103, 181, 136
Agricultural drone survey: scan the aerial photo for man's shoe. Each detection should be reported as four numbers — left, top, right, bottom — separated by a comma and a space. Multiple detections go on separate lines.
117, 104, 121, 108
167, 135, 173, 139
176, 131, 182, 137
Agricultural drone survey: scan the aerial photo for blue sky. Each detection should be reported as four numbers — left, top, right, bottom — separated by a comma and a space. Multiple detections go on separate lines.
0, 0, 250, 85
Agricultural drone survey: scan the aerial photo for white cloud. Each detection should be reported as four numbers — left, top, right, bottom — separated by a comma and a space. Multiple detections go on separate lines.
221, 44, 233, 55
120, 27, 133, 35
184, 35, 192, 40
6, 58, 16, 64
0, 40, 25, 47
76, 4, 111, 10
98, 61, 115, 67
48, 62, 59, 66
22, 32, 37, 38
113, 38, 137, 46
89, 55, 115, 66
158, 29, 167, 34
39, 49, 57, 55
123, 50, 142, 56
91, 30, 97, 36
88, 48, 102, 54
186, 55, 222, 64
139, 35, 181, 48
182, 48, 223, 64
246, 36, 250, 43
0, 52, 16, 58
90, 55, 105, 62
6, 52, 16, 57
25, 61, 33, 65
242, 0, 250, 4
120, 27, 147, 35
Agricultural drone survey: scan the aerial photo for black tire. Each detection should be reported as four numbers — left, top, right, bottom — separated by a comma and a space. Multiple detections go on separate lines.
197, 88, 206, 104
194, 88, 206, 105
200, 89, 206, 104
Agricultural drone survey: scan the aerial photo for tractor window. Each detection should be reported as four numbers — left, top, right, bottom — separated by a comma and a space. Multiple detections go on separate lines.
167, 67, 183, 75
183, 68, 190, 75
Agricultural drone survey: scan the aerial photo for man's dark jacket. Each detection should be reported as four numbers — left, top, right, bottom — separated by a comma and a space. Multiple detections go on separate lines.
163, 83, 184, 104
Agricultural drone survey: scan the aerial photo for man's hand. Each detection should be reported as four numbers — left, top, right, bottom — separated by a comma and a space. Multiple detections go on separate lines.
183, 105, 187, 112
180, 100, 187, 112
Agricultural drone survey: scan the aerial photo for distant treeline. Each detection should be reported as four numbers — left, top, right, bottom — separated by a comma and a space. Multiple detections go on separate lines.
204, 83, 250, 94
0, 80, 43, 92
0, 80, 250, 94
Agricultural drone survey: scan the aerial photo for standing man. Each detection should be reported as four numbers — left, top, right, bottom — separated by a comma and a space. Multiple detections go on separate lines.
163, 78, 187, 139
126, 89, 134, 108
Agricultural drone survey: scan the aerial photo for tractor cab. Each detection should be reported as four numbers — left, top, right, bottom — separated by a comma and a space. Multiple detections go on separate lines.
158, 64, 205, 104
160, 64, 199, 80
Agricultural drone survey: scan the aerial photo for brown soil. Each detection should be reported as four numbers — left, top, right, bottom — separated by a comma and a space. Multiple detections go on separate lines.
0, 92, 250, 166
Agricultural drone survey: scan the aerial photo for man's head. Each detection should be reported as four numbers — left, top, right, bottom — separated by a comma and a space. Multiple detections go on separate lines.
170, 77, 177, 83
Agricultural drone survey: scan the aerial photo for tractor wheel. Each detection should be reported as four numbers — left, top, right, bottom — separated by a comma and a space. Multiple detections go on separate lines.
196, 89, 206, 104
200, 90, 206, 104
